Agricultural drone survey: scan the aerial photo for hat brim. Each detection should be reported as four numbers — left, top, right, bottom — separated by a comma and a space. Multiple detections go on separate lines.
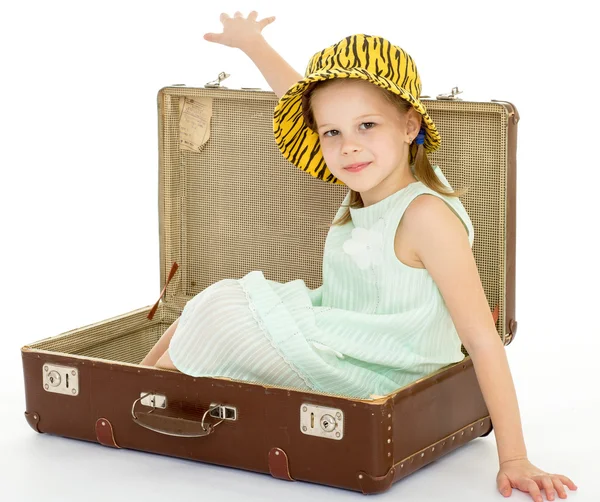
273, 68, 441, 185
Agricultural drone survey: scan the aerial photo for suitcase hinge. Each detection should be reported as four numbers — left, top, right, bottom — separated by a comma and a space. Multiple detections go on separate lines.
436, 87, 463, 100
205, 72, 230, 88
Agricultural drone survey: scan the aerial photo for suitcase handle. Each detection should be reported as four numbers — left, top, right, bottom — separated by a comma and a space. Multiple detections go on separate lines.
131, 393, 224, 437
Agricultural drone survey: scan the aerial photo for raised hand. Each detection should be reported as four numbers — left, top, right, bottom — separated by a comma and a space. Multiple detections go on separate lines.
204, 11, 276, 51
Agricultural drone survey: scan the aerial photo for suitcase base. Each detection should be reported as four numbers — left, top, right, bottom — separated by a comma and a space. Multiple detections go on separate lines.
22, 303, 493, 494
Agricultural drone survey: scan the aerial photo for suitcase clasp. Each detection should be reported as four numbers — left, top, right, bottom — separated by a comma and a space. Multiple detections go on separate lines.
300, 404, 344, 440
42, 363, 79, 396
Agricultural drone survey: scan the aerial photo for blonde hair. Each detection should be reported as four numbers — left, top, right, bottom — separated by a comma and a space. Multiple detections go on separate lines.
301, 80, 468, 227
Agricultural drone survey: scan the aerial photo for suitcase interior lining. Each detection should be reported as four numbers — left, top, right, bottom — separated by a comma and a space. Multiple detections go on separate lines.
26, 90, 509, 370
27, 307, 178, 365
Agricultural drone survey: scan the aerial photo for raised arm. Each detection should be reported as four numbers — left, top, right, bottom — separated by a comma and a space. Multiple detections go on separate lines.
204, 11, 303, 99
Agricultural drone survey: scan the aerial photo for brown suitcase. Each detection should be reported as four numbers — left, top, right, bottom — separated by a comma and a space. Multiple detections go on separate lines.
21, 81, 518, 494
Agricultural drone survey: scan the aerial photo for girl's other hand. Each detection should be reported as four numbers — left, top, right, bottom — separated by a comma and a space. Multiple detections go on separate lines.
204, 11, 276, 52
497, 458, 577, 501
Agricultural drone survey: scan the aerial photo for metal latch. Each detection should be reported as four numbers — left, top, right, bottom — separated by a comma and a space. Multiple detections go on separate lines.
436, 86, 463, 100
205, 72, 230, 88
300, 403, 344, 440
140, 392, 167, 409
209, 403, 237, 421
43, 363, 79, 396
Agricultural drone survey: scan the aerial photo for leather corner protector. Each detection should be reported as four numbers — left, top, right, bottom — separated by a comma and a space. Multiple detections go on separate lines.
268, 447, 294, 481
24, 411, 42, 433
357, 467, 395, 494
95, 418, 121, 448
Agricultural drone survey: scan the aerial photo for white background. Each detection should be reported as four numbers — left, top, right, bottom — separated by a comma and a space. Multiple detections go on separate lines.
1, 0, 597, 500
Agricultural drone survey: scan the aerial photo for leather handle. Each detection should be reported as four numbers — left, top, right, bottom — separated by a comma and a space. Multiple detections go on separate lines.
132, 411, 219, 437
131, 393, 223, 438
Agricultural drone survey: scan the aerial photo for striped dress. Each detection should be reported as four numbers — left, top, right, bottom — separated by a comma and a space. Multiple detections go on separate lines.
167, 165, 473, 399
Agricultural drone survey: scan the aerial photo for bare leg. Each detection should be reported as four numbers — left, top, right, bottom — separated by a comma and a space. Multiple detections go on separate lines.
155, 349, 179, 371
139, 317, 180, 366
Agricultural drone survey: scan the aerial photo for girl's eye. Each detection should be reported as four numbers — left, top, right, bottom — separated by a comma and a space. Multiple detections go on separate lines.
323, 123, 375, 137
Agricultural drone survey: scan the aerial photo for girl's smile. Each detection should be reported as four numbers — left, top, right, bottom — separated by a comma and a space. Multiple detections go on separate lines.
344, 161, 371, 173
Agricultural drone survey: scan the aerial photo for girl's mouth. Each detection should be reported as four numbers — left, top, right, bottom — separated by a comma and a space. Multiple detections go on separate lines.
344, 162, 371, 173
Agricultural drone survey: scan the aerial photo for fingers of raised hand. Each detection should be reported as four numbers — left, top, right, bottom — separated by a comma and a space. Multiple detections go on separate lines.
203, 32, 221, 43
258, 16, 276, 29
218, 11, 274, 28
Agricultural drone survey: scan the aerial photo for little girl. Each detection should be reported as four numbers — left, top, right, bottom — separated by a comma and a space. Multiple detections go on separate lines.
140, 10, 577, 502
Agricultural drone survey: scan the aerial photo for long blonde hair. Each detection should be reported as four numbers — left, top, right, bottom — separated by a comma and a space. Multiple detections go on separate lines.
301, 80, 468, 227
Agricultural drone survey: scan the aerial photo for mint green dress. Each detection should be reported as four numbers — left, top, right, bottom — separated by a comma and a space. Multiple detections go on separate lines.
168, 165, 473, 399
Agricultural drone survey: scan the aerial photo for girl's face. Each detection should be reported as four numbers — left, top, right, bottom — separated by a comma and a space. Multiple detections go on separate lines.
311, 79, 421, 205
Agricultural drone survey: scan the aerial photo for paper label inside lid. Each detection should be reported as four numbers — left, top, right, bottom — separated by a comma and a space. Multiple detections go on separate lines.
178, 96, 212, 152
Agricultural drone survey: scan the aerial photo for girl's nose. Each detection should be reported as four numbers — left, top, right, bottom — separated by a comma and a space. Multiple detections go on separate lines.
341, 137, 362, 155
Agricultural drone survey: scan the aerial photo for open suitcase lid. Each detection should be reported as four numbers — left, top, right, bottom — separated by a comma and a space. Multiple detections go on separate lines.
154, 84, 518, 346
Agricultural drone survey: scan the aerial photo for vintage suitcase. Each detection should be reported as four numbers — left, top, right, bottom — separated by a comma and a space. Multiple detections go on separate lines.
21, 81, 518, 494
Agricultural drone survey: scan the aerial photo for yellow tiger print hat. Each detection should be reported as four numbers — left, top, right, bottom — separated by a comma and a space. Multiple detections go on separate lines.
273, 34, 441, 185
